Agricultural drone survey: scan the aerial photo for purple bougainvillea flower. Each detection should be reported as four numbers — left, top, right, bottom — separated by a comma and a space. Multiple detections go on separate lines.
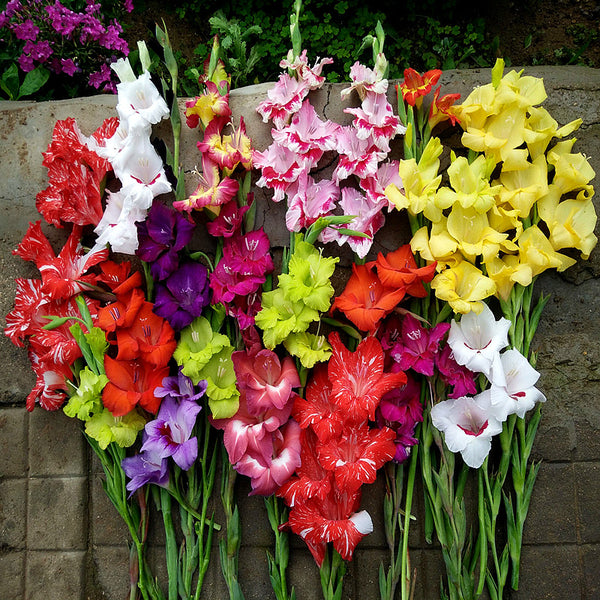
154, 261, 211, 330
136, 201, 195, 280
142, 394, 203, 471
122, 440, 169, 496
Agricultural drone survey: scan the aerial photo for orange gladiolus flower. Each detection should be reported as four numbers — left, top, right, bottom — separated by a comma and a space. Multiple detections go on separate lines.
103, 356, 169, 416
115, 302, 177, 367
371, 245, 437, 298
331, 263, 407, 333
399, 68, 442, 106
428, 88, 462, 129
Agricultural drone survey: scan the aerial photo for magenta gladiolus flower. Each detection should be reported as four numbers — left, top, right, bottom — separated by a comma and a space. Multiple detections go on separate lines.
205, 198, 250, 238
390, 314, 450, 377
436, 344, 478, 399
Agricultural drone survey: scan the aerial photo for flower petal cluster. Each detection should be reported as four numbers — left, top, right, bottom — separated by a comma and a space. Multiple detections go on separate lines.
279, 334, 400, 565
212, 346, 302, 495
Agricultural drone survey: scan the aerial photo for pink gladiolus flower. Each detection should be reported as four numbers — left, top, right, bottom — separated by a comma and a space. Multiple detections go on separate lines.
333, 126, 386, 183
279, 50, 333, 89
256, 73, 309, 128
436, 344, 478, 399
319, 187, 385, 258
271, 100, 339, 158
359, 160, 402, 206
285, 171, 340, 232
390, 314, 450, 377
205, 198, 250, 238
233, 348, 300, 412
235, 419, 302, 496
254, 142, 305, 202
175, 156, 239, 213
341, 61, 388, 101
345, 91, 405, 152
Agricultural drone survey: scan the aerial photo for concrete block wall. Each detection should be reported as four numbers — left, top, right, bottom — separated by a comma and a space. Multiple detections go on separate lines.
1, 67, 599, 599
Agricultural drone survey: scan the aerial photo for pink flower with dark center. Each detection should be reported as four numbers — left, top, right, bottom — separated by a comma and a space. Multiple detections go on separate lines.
436, 344, 478, 399
254, 142, 305, 202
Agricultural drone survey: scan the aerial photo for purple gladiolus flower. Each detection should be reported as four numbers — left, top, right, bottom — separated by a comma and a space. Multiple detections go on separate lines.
122, 442, 169, 496
136, 201, 195, 280
153, 261, 211, 330
141, 394, 203, 471
155, 368, 208, 404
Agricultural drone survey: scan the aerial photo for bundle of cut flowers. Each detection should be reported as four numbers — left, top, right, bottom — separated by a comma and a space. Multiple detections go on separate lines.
5, 4, 597, 600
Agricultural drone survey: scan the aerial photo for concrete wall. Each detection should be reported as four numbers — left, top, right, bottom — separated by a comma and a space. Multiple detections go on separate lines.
1, 67, 599, 599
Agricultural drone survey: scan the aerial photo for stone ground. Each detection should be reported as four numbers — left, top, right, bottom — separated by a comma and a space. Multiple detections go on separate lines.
1, 67, 600, 599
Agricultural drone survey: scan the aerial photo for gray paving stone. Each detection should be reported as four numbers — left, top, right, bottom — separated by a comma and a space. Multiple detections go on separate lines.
0, 551, 25, 600
580, 543, 600, 600
0, 478, 27, 548
522, 462, 578, 544
90, 545, 130, 600
27, 477, 87, 550
90, 472, 130, 547
28, 407, 86, 476
26, 550, 86, 600
0, 407, 27, 477
511, 544, 581, 599
574, 463, 600, 544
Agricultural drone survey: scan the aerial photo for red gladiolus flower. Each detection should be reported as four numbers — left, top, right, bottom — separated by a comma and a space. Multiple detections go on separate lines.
399, 68, 442, 106
371, 245, 436, 298
14, 221, 108, 300
97, 287, 146, 332
103, 356, 168, 416
331, 263, 407, 333
35, 118, 113, 227
328, 333, 407, 424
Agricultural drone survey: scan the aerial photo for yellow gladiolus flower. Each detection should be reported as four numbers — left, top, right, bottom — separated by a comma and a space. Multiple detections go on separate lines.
517, 225, 577, 277
436, 154, 501, 213
386, 136, 443, 221
431, 260, 497, 314
410, 225, 461, 270
497, 155, 549, 218
485, 254, 533, 301
447, 205, 513, 263
546, 197, 598, 259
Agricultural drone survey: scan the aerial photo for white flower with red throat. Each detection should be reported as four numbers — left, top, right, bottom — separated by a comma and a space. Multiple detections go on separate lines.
447, 303, 511, 383
431, 395, 503, 468
483, 348, 546, 421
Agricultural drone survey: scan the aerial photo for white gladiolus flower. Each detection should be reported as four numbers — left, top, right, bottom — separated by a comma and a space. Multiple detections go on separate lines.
431, 395, 503, 468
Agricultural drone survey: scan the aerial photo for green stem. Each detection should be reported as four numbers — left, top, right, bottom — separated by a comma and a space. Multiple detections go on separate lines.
401, 444, 419, 600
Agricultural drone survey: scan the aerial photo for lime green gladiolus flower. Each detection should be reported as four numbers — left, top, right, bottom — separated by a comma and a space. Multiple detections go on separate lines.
283, 332, 332, 369
63, 367, 108, 421
255, 288, 319, 349
278, 240, 339, 312
199, 346, 240, 419
431, 260, 497, 314
85, 407, 146, 449
174, 316, 230, 383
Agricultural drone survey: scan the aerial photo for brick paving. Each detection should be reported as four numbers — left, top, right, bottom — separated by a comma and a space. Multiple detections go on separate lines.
1, 67, 599, 599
